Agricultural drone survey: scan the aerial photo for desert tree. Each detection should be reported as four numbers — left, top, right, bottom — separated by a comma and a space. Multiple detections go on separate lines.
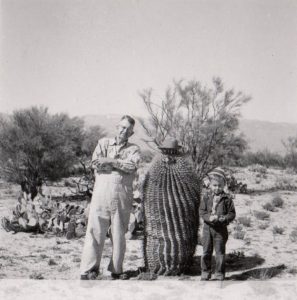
0, 107, 86, 199
139, 77, 250, 180
283, 136, 297, 171
72, 125, 106, 196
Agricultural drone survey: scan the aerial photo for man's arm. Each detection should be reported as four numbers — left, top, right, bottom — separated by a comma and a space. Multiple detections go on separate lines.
113, 146, 141, 174
91, 138, 108, 170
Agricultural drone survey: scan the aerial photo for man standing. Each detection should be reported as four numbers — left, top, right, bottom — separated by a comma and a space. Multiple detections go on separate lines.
80, 115, 140, 280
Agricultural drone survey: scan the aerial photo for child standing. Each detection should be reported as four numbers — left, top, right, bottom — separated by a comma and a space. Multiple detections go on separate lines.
199, 168, 236, 281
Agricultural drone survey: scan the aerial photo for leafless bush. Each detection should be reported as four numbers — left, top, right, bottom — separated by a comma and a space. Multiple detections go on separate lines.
139, 77, 250, 180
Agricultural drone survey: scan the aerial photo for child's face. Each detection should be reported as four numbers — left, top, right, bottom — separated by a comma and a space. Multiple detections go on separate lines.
209, 177, 225, 195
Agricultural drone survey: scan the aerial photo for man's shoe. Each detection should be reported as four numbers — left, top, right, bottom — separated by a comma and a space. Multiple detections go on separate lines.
111, 273, 129, 280
201, 273, 211, 281
213, 274, 225, 281
80, 271, 98, 280
200, 277, 209, 281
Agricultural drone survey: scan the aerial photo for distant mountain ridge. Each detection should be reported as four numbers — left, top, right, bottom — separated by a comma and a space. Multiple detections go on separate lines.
1, 112, 296, 153
83, 115, 297, 154
239, 119, 297, 153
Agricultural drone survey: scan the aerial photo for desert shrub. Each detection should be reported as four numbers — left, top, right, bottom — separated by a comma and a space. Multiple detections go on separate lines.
248, 164, 267, 175
255, 177, 261, 184
72, 257, 81, 263
262, 202, 276, 212
244, 237, 251, 245
253, 210, 270, 221
237, 216, 251, 227
0, 107, 96, 199
271, 194, 284, 208
285, 167, 296, 175
275, 177, 295, 191
258, 222, 269, 230
225, 171, 248, 194
233, 231, 245, 240
240, 150, 285, 169
233, 223, 243, 232
284, 136, 297, 171
64, 179, 77, 188
232, 223, 246, 239
29, 272, 44, 280
289, 228, 297, 242
272, 226, 284, 235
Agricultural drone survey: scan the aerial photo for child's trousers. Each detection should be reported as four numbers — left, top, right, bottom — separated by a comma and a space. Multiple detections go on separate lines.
201, 224, 228, 279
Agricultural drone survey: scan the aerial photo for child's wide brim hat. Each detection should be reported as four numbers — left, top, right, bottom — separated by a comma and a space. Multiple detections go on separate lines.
158, 137, 182, 150
208, 168, 227, 182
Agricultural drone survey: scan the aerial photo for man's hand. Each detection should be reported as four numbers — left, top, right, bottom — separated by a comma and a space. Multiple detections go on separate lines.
209, 215, 218, 222
93, 158, 117, 172
99, 157, 117, 166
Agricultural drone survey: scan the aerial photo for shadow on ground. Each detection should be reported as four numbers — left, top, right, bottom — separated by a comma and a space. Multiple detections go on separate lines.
186, 253, 265, 276
227, 264, 286, 280
123, 253, 275, 280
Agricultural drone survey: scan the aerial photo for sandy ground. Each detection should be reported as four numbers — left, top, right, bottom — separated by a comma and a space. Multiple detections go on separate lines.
0, 167, 297, 298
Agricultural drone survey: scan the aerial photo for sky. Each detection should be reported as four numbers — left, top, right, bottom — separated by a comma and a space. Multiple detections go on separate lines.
0, 0, 297, 123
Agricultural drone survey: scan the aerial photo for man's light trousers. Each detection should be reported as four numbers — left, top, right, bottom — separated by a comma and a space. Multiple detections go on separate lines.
80, 171, 133, 275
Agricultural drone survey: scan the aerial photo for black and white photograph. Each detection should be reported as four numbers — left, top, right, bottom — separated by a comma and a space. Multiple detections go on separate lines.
0, 0, 297, 299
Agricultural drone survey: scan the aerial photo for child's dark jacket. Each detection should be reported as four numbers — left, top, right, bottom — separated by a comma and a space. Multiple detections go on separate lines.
199, 190, 236, 228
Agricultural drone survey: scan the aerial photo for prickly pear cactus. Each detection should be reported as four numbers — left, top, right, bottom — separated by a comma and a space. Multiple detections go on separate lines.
142, 154, 201, 275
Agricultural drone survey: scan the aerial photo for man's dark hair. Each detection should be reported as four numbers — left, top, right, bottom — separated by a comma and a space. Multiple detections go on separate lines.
121, 115, 135, 127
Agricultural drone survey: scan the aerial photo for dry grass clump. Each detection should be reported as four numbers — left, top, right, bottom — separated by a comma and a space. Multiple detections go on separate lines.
58, 263, 70, 272
287, 267, 297, 275
233, 231, 245, 239
258, 222, 269, 230
237, 216, 252, 227
253, 210, 270, 221
272, 226, 284, 235
289, 228, 297, 242
232, 224, 246, 240
271, 194, 284, 208
48, 258, 57, 265
262, 202, 276, 212
29, 272, 44, 280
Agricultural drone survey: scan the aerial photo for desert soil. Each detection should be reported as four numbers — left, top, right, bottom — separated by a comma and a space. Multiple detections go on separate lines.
1, 167, 297, 281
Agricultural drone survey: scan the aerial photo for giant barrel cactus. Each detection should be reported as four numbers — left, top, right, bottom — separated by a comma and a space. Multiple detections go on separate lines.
142, 153, 200, 275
